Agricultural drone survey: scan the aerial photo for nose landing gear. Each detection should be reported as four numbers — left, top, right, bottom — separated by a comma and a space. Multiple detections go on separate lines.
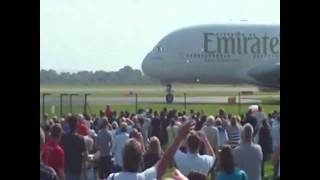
165, 84, 174, 104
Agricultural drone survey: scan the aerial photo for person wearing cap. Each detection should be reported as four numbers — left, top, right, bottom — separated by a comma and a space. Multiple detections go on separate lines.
111, 121, 119, 140
112, 122, 129, 172
255, 106, 265, 142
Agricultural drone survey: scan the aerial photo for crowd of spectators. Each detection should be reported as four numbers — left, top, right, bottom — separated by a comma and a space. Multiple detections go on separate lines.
40, 105, 280, 180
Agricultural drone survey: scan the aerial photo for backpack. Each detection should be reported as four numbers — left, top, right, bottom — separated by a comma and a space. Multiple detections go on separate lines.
239, 170, 248, 180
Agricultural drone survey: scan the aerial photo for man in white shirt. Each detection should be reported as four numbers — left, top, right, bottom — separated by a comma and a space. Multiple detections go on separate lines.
173, 130, 216, 177
112, 122, 130, 171
255, 106, 265, 143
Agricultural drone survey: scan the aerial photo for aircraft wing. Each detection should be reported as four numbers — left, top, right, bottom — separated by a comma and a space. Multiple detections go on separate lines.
247, 61, 280, 88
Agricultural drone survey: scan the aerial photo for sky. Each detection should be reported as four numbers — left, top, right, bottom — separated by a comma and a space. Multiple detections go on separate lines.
40, 0, 280, 72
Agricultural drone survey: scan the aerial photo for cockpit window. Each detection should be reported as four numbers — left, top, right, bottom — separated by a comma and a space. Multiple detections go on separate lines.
155, 46, 163, 53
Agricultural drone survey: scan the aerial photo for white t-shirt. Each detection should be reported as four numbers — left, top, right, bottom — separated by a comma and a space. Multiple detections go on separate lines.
174, 150, 215, 176
106, 166, 157, 180
255, 111, 264, 130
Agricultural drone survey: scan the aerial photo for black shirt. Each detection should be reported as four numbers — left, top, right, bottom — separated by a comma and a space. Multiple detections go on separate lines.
151, 117, 161, 138
258, 127, 273, 159
60, 133, 86, 174
143, 153, 161, 170
40, 161, 59, 180
245, 115, 257, 134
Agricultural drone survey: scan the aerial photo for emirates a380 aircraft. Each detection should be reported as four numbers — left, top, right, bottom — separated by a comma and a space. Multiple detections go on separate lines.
142, 24, 280, 103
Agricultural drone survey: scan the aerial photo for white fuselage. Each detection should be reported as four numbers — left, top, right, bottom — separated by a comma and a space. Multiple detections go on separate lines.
142, 24, 280, 88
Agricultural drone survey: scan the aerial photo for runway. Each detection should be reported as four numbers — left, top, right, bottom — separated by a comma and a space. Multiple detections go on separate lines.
40, 85, 279, 105
40, 86, 260, 93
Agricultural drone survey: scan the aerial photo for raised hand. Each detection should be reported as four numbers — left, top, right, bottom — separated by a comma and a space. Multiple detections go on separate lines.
178, 120, 196, 139
197, 131, 208, 143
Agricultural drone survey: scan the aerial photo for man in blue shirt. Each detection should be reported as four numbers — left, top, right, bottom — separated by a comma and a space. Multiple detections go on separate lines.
97, 118, 113, 179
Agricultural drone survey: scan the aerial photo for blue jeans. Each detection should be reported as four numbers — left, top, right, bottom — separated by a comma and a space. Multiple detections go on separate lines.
65, 172, 81, 180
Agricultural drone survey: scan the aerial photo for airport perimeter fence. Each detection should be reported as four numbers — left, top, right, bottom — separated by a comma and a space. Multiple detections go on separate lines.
40, 91, 279, 120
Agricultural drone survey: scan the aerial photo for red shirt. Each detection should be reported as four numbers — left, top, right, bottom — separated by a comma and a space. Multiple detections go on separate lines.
42, 140, 64, 173
105, 108, 112, 118
76, 121, 88, 136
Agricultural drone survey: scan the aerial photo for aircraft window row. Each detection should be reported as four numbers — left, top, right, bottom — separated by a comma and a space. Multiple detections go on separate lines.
207, 33, 258, 37
186, 53, 231, 58
253, 54, 280, 59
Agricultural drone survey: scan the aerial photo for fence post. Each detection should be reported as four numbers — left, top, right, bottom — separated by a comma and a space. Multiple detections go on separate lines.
84, 93, 91, 114
184, 93, 187, 111
69, 94, 79, 114
60, 94, 68, 117
135, 93, 138, 114
238, 92, 241, 115
42, 93, 51, 119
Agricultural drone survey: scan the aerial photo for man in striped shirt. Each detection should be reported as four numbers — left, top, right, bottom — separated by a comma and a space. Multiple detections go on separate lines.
228, 116, 242, 149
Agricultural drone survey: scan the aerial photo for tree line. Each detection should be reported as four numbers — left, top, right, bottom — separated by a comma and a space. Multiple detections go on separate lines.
40, 66, 159, 84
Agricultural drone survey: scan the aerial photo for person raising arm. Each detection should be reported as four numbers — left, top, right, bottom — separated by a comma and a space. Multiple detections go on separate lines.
155, 120, 195, 179
197, 131, 215, 157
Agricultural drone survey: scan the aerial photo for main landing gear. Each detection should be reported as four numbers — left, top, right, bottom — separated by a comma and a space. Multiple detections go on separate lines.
165, 83, 174, 104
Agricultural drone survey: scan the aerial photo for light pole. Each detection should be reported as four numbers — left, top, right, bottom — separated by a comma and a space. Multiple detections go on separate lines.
184, 93, 187, 111
69, 93, 79, 114
42, 93, 51, 119
84, 93, 91, 114
60, 93, 69, 117
135, 93, 138, 114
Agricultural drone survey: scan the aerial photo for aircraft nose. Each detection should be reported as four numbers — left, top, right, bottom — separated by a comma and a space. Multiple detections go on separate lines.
142, 53, 153, 77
